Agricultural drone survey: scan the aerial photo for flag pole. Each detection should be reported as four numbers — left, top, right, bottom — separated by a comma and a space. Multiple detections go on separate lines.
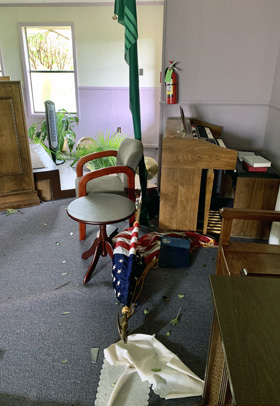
114, 0, 148, 224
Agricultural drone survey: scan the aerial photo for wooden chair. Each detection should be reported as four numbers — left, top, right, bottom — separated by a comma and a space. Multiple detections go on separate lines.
75, 138, 143, 240
216, 207, 280, 277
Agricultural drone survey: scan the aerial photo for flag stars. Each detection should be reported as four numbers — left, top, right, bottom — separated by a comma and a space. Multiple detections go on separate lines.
117, 292, 121, 297
117, 269, 122, 274
113, 265, 116, 270
119, 259, 124, 263
117, 281, 121, 286
113, 277, 116, 282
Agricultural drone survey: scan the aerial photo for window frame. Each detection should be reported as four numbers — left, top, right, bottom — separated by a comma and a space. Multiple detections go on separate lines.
0, 46, 5, 76
18, 22, 79, 117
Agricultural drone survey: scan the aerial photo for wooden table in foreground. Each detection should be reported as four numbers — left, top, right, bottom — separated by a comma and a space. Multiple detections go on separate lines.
159, 117, 237, 233
202, 275, 280, 406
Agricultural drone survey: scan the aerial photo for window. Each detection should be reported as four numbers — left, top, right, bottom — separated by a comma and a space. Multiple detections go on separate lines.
19, 24, 78, 115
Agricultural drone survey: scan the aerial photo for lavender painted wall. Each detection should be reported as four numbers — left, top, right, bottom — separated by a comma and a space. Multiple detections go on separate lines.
25, 86, 161, 147
77, 86, 160, 146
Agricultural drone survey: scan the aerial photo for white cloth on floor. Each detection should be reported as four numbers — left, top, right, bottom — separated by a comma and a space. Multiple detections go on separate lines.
104, 333, 204, 403
95, 359, 150, 406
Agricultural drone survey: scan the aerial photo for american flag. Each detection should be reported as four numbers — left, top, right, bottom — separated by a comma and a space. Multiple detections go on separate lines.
112, 221, 146, 307
112, 226, 217, 307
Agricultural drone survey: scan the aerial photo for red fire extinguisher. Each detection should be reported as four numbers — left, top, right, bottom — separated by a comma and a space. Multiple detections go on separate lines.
165, 61, 178, 104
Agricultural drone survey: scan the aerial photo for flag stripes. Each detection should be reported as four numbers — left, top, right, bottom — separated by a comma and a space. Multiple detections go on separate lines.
125, 6, 138, 48
112, 225, 217, 306
113, 228, 218, 266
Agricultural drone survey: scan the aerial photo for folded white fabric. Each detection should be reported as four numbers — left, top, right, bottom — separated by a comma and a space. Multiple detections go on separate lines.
104, 333, 204, 401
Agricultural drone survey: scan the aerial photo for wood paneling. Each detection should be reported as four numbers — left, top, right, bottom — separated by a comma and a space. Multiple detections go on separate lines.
0, 81, 39, 210
203, 276, 280, 406
159, 118, 237, 231
159, 166, 201, 230
232, 177, 280, 238
0, 98, 22, 175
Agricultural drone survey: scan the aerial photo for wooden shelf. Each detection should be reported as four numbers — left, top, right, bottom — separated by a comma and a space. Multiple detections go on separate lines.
31, 143, 75, 201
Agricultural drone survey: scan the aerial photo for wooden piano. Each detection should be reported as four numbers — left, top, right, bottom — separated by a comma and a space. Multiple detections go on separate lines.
159, 115, 237, 233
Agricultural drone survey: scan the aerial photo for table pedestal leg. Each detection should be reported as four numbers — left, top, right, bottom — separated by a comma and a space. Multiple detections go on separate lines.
82, 224, 114, 284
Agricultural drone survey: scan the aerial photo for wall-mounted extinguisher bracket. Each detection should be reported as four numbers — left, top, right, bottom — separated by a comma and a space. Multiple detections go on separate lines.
165, 60, 179, 105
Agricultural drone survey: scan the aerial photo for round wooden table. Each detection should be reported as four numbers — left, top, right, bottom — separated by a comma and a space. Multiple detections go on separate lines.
67, 194, 136, 284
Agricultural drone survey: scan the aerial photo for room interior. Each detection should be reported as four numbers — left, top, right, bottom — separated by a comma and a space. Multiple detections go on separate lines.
1, 0, 280, 405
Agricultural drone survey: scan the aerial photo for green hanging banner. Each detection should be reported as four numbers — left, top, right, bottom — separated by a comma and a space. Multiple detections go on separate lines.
114, 0, 148, 224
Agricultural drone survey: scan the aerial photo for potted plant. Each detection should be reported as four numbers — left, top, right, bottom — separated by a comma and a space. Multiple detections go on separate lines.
72, 130, 127, 169
28, 109, 79, 160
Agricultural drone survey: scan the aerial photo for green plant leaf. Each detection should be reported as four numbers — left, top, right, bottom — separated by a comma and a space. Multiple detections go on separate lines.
28, 109, 79, 155
144, 309, 149, 315
90, 348, 99, 363
178, 294, 184, 299
5, 209, 21, 216
170, 308, 181, 326
151, 368, 161, 372
171, 318, 179, 327
75, 130, 127, 170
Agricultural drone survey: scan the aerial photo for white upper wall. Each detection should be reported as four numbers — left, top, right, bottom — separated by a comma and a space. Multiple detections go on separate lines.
270, 47, 280, 107
262, 31, 280, 172
160, 0, 280, 151
162, 0, 280, 103
0, 4, 163, 88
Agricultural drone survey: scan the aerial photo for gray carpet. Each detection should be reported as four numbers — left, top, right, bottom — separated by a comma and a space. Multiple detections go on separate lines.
0, 199, 218, 406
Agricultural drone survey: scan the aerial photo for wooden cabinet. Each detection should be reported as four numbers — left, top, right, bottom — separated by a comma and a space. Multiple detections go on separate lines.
0, 81, 40, 210
231, 161, 280, 238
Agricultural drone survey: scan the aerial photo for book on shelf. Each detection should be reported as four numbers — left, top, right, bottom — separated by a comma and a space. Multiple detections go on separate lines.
238, 151, 255, 162
243, 155, 271, 168
242, 161, 268, 172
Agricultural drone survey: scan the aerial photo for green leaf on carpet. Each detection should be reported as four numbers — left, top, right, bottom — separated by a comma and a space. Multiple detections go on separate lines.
5, 209, 21, 216
144, 309, 149, 314
91, 348, 99, 363
178, 294, 184, 299
170, 308, 181, 326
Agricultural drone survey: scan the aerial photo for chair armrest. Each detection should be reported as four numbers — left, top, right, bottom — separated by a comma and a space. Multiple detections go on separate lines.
219, 208, 280, 245
78, 165, 135, 202
220, 207, 280, 222
76, 150, 118, 177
